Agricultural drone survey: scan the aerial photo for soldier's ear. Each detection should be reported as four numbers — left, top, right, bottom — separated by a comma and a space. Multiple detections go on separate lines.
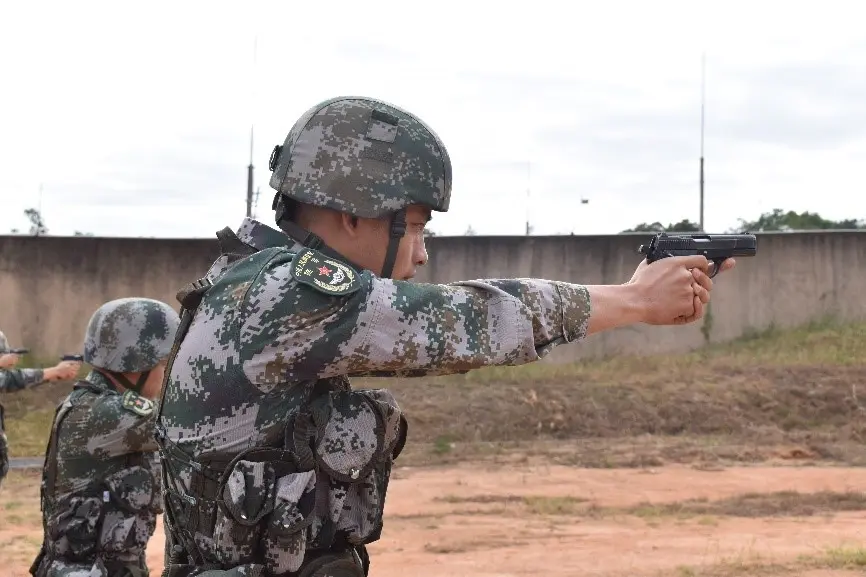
340, 213, 361, 237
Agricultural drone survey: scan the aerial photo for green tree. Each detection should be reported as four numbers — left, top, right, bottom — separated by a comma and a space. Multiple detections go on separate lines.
621, 219, 701, 233
24, 208, 48, 236
730, 209, 866, 232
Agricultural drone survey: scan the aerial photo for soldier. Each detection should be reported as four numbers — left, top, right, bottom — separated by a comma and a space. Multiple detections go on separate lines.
30, 297, 180, 577
0, 331, 81, 487
154, 96, 736, 577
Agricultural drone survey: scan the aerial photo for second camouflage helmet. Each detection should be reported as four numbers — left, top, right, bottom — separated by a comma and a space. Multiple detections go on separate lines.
268, 96, 452, 218
84, 297, 180, 373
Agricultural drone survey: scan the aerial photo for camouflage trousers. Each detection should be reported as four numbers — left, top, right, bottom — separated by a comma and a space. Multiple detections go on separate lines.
0, 430, 8, 487
160, 548, 367, 577
0, 404, 8, 486
32, 554, 149, 577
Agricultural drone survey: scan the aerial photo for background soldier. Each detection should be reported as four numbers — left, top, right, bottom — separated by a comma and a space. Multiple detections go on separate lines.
30, 298, 180, 577
155, 96, 735, 577
0, 331, 81, 487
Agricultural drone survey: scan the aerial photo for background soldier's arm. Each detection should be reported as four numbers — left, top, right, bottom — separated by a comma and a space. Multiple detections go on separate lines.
0, 368, 45, 393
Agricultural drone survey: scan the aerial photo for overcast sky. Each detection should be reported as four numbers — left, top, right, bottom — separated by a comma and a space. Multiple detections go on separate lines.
1, 0, 864, 237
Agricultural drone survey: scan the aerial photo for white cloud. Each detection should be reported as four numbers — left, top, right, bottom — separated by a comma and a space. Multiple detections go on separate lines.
1, 0, 865, 237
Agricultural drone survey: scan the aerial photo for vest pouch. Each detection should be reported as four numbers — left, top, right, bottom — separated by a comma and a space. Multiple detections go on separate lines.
162, 565, 266, 577
261, 469, 317, 574
308, 389, 407, 547
99, 466, 157, 555
46, 494, 105, 561
212, 448, 297, 565
44, 558, 109, 577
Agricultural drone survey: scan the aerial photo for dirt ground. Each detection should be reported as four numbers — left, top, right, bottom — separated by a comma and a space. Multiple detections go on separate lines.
4, 462, 866, 577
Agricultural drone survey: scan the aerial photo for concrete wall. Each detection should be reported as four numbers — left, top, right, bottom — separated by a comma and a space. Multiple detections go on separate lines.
1, 231, 864, 363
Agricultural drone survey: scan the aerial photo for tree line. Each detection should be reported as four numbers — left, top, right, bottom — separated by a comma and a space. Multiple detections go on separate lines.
8, 208, 865, 238
621, 209, 866, 234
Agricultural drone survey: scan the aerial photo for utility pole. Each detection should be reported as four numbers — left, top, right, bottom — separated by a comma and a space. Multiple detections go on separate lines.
246, 126, 254, 218
699, 52, 706, 232
525, 161, 531, 235
246, 35, 258, 218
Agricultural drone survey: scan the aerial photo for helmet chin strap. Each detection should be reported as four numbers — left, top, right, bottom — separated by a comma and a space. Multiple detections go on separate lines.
380, 209, 406, 280
273, 193, 407, 280
96, 368, 150, 393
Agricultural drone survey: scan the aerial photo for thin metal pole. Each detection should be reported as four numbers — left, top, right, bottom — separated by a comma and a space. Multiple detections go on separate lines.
699, 52, 706, 231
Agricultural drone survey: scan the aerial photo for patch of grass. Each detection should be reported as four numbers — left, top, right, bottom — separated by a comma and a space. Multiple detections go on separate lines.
522, 495, 588, 515
597, 490, 866, 521
820, 545, 866, 569
434, 490, 866, 523
658, 545, 866, 576
6, 321, 866, 467
2, 379, 74, 457
0, 469, 44, 566
435, 494, 525, 505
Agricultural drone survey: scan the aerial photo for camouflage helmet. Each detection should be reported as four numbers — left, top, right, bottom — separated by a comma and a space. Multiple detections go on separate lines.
269, 96, 452, 218
84, 298, 180, 374
268, 96, 452, 278
0, 331, 8, 354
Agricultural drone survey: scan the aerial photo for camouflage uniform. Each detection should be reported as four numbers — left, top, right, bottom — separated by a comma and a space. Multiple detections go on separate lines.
154, 97, 591, 577
0, 330, 45, 485
31, 298, 181, 577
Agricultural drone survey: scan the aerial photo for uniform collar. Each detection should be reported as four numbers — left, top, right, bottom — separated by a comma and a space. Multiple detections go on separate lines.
235, 217, 305, 252
82, 370, 119, 393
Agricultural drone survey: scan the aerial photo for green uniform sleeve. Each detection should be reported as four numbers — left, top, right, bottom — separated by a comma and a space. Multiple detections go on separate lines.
84, 394, 159, 458
0, 368, 45, 393
239, 253, 591, 384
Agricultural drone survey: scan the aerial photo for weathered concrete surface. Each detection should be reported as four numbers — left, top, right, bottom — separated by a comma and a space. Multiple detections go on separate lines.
1, 231, 863, 362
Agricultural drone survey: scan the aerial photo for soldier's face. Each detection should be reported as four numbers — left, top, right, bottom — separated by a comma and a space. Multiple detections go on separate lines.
349, 205, 430, 280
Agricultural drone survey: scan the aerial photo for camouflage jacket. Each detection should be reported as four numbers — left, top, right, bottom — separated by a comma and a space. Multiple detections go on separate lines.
0, 368, 44, 485
0, 367, 45, 393
156, 217, 592, 574
34, 370, 162, 577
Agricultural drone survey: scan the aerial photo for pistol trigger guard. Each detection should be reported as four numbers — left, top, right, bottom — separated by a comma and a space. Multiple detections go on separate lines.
709, 258, 726, 279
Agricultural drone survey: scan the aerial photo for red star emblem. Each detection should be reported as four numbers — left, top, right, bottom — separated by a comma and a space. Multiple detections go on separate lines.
318, 265, 332, 276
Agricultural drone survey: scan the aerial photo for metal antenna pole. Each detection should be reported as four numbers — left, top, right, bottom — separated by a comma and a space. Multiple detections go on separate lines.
246, 35, 258, 218
525, 161, 531, 235
699, 52, 706, 232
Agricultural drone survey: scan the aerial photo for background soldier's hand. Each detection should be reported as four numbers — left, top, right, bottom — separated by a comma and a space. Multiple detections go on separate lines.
628, 255, 723, 325
46, 360, 82, 381
0, 353, 20, 369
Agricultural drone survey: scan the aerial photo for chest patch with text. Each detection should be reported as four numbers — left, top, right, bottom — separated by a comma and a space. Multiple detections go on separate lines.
291, 249, 360, 296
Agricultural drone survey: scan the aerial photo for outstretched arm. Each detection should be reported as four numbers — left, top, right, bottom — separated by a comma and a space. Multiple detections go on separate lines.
237, 251, 720, 385
0, 368, 45, 393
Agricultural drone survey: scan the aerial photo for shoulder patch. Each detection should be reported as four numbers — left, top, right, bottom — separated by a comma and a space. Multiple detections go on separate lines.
291, 248, 360, 296
121, 390, 154, 417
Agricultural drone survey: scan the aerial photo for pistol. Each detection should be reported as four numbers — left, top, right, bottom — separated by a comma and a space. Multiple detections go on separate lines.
638, 232, 757, 278
61, 354, 84, 362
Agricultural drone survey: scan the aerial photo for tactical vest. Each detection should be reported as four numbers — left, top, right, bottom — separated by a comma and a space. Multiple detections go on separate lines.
0, 402, 8, 486
30, 381, 157, 577
153, 228, 408, 577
